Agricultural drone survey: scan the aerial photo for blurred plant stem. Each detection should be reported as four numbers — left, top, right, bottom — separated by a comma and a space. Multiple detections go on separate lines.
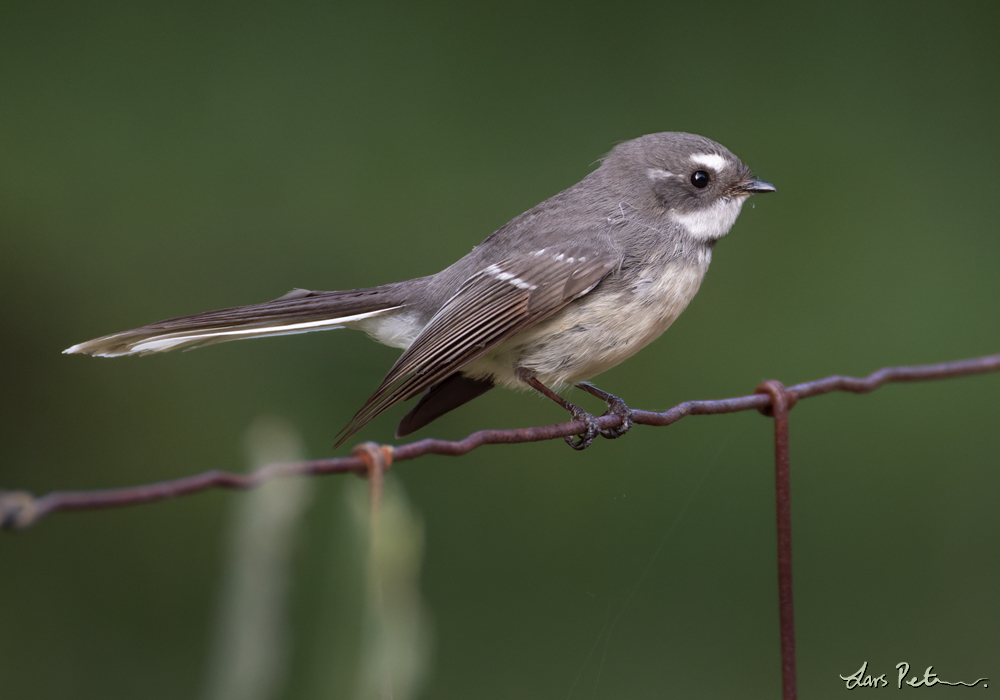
348, 471, 432, 700
199, 416, 431, 700
201, 416, 313, 700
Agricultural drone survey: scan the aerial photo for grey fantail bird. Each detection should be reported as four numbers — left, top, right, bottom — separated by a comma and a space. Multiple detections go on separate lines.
65, 132, 775, 449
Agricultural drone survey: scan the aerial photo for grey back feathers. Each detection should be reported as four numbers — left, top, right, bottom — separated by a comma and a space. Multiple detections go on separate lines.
65, 132, 773, 442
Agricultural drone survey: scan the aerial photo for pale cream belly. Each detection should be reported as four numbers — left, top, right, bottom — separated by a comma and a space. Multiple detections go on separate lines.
464, 260, 709, 389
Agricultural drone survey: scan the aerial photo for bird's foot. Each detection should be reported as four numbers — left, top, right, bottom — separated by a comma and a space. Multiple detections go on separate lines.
577, 383, 634, 440
599, 395, 633, 439
565, 403, 600, 451
517, 371, 630, 450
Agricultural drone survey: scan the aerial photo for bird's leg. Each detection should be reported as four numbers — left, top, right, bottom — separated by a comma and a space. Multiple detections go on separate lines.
517, 370, 599, 450
575, 382, 634, 439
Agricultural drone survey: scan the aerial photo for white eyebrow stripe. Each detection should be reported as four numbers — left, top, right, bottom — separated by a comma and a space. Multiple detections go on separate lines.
690, 153, 728, 171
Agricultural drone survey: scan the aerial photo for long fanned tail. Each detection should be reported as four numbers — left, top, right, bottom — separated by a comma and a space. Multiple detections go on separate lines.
64, 283, 412, 357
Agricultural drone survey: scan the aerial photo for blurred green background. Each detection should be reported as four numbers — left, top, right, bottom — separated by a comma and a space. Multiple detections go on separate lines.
2, 1, 999, 698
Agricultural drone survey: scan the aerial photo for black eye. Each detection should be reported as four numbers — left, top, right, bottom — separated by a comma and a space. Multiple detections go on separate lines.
691, 170, 710, 188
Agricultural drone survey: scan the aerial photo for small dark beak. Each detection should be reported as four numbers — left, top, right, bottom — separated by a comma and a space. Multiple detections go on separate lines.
733, 178, 776, 195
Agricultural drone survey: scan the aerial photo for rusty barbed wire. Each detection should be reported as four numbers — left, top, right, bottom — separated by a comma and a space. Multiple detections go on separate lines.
2, 352, 998, 532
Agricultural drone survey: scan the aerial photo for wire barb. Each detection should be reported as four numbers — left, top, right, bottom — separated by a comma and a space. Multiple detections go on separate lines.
351, 442, 394, 514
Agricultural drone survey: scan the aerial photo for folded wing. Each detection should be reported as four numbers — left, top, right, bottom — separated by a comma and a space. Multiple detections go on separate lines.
336, 247, 616, 444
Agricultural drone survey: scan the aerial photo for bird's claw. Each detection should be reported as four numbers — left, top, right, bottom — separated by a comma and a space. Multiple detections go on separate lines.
598, 395, 633, 439
562, 393, 633, 449
565, 405, 600, 450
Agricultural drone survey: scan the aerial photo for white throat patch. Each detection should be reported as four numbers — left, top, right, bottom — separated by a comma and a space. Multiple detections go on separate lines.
670, 196, 746, 241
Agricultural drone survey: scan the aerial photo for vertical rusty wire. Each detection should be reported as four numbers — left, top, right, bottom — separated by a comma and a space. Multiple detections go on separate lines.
351, 442, 394, 699
757, 380, 797, 700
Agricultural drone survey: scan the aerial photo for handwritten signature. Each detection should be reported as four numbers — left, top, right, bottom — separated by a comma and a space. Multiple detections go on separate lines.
840, 661, 988, 689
